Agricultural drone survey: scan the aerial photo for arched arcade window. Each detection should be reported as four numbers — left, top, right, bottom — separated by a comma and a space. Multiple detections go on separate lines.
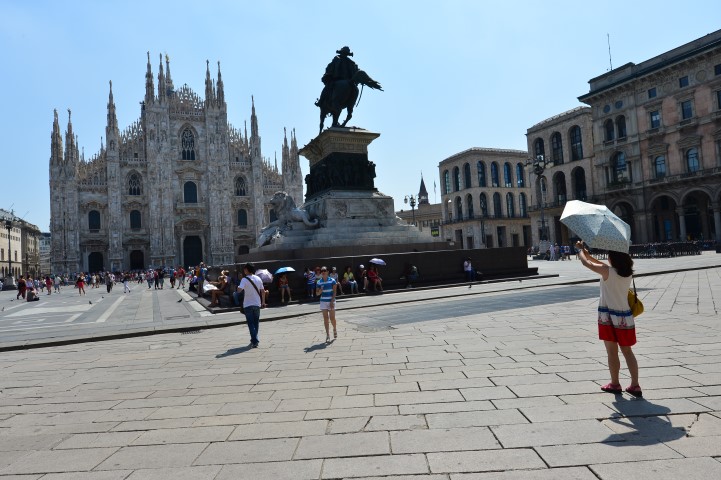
506, 193, 515, 218
466, 194, 474, 219
519, 193, 527, 217
611, 152, 628, 183
534, 138, 545, 157
183, 181, 198, 203
654, 156, 666, 178
516, 163, 525, 187
493, 192, 502, 217
463, 163, 472, 189
237, 209, 248, 227
491, 162, 499, 187
551, 132, 563, 165
477, 161, 486, 187
443, 170, 450, 194
453, 166, 461, 191
128, 173, 142, 195
686, 148, 699, 173
570, 126, 583, 160
479, 193, 488, 217
181, 128, 196, 160
604, 120, 615, 142
129, 210, 141, 229
88, 210, 100, 231
235, 177, 247, 196
616, 115, 627, 139
503, 162, 513, 188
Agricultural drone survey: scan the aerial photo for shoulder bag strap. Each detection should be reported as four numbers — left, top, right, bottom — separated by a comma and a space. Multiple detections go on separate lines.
247, 276, 263, 299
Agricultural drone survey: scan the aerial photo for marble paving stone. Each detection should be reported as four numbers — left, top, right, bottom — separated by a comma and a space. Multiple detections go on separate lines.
111, 418, 196, 431
131, 425, 233, 445
124, 466, 222, 479
491, 395, 565, 409
590, 458, 721, 480
304, 406, 398, 420
492, 419, 622, 448
275, 396, 332, 412
294, 431, 389, 459
536, 441, 682, 467
399, 400, 495, 415
428, 448, 546, 473
364, 414, 426, 431
322, 453, 429, 478
54, 431, 142, 449
507, 381, 601, 398
96, 443, 208, 470
1, 447, 118, 475
449, 466, 599, 480
193, 438, 298, 465
391, 426, 499, 453
228, 420, 327, 440
0, 433, 69, 451
456, 386, 517, 401
214, 459, 322, 480
426, 409, 528, 429
327, 416, 369, 434
663, 435, 721, 457
375, 390, 465, 406
146, 404, 222, 420
40, 472, 132, 480
522, 403, 619, 422
608, 398, 709, 417
347, 382, 420, 395
330, 394, 374, 408
0, 449, 32, 469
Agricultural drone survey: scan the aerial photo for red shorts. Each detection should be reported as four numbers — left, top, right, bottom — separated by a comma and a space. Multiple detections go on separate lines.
599, 324, 636, 347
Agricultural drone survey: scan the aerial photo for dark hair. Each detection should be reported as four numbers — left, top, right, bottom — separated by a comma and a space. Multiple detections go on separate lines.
608, 251, 634, 277
243, 262, 256, 274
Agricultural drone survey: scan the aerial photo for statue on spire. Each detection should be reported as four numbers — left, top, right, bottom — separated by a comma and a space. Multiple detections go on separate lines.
315, 46, 382, 134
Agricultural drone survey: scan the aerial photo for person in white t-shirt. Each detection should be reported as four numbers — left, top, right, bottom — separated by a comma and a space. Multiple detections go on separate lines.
238, 262, 263, 348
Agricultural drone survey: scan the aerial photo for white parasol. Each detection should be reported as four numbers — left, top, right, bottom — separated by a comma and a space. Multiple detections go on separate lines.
255, 269, 273, 284
369, 258, 386, 266
560, 200, 631, 253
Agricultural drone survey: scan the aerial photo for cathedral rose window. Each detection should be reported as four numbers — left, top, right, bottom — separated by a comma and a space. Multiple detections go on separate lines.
181, 129, 196, 160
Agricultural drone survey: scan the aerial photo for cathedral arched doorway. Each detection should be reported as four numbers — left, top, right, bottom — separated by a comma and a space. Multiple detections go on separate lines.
130, 250, 145, 271
88, 252, 104, 273
183, 236, 203, 268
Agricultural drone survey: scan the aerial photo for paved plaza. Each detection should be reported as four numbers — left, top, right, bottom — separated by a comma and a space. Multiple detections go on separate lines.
0, 254, 720, 478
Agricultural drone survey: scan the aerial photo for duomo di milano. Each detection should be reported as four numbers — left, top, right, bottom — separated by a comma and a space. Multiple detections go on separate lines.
50, 53, 303, 274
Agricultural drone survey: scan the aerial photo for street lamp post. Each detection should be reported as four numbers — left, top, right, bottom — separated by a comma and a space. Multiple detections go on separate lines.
4, 219, 12, 289
479, 195, 487, 247
404, 195, 417, 226
526, 154, 551, 245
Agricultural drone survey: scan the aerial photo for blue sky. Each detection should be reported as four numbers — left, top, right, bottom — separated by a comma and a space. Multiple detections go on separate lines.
2, 0, 718, 230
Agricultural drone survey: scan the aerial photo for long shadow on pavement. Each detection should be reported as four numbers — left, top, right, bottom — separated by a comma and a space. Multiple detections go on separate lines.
603, 397, 686, 445
216, 345, 254, 358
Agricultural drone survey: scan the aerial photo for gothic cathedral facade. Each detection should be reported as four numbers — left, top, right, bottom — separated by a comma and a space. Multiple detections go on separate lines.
49, 53, 303, 274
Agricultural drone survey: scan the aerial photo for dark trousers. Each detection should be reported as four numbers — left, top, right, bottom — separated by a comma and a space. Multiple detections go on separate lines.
106, 284, 112, 293
244, 306, 260, 345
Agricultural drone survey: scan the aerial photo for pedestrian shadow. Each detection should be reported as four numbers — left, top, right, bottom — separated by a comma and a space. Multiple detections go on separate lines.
603, 397, 687, 445
304, 341, 332, 353
215, 345, 253, 358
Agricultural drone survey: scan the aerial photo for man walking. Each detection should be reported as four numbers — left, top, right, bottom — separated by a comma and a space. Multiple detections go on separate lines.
238, 263, 263, 348
105, 272, 113, 293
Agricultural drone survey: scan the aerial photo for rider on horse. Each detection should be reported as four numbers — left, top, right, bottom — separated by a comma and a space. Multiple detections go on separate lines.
317, 46, 358, 109
315, 46, 382, 133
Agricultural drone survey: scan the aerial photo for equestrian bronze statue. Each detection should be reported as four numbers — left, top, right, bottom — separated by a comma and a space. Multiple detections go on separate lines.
315, 46, 383, 133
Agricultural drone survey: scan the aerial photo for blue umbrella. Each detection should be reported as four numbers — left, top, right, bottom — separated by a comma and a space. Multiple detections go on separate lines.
275, 266, 296, 274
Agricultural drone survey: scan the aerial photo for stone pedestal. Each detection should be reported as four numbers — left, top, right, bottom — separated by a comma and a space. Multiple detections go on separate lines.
254, 127, 443, 253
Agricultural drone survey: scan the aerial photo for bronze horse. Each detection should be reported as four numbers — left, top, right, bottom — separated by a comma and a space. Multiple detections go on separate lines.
315, 70, 382, 134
